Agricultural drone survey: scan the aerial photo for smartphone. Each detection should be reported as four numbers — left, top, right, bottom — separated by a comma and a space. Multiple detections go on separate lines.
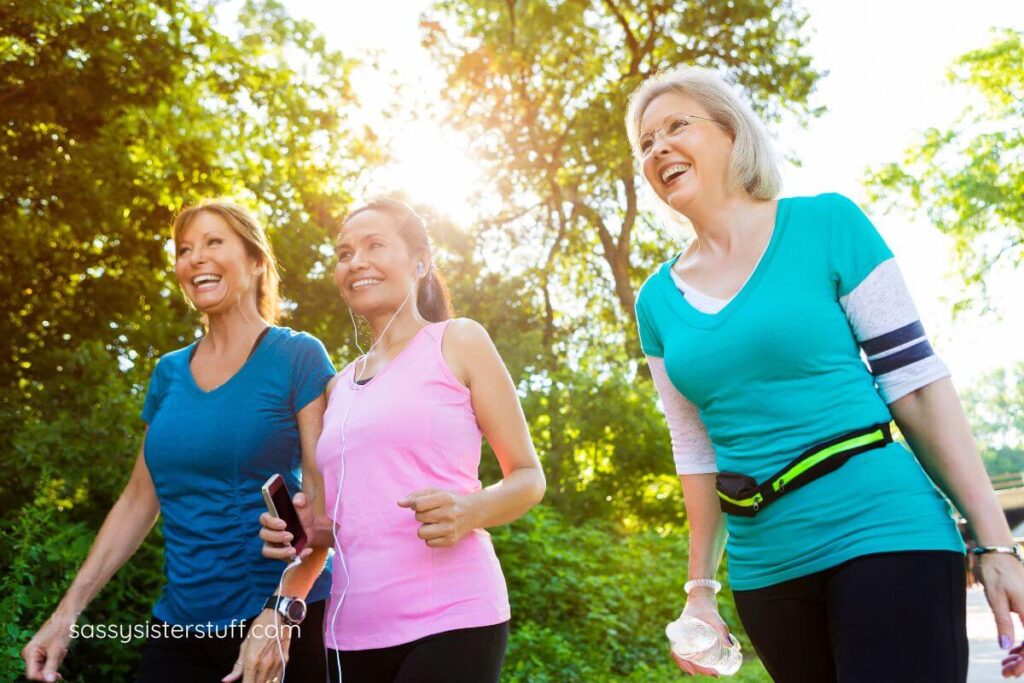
261, 474, 307, 554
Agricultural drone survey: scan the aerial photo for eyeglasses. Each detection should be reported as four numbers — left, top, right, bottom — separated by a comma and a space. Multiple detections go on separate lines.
637, 112, 718, 159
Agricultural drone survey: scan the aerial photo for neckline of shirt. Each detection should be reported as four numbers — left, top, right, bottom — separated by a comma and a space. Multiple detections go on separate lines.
184, 326, 276, 397
346, 321, 440, 390
659, 197, 790, 329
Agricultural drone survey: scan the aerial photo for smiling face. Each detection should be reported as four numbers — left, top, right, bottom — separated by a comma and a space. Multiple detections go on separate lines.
334, 209, 422, 317
174, 210, 262, 317
639, 92, 735, 214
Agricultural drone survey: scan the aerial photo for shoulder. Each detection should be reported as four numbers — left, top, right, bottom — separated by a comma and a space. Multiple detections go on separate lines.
150, 343, 194, 374
634, 255, 675, 323
636, 257, 674, 308
442, 318, 492, 352
789, 191, 869, 221
269, 326, 330, 357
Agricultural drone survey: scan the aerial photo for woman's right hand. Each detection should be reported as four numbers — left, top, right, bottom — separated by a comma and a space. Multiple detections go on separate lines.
259, 492, 314, 561
22, 612, 75, 681
670, 589, 735, 678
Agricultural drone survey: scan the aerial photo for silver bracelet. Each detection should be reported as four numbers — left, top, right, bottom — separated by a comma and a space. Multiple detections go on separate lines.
973, 545, 1023, 561
684, 578, 722, 594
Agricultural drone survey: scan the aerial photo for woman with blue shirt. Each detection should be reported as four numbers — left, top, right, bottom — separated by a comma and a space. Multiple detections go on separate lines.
625, 66, 1024, 681
22, 200, 333, 683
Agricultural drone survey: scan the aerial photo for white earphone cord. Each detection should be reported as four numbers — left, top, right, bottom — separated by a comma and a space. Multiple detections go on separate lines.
327, 272, 421, 682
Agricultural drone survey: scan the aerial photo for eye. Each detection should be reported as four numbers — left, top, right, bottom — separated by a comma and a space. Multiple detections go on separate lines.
667, 117, 690, 134
177, 246, 191, 257
370, 241, 384, 249
208, 237, 222, 246
639, 137, 653, 154
336, 250, 352, 261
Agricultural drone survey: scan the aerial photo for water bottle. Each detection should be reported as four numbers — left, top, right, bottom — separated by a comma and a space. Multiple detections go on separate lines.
665, 614, 743, 675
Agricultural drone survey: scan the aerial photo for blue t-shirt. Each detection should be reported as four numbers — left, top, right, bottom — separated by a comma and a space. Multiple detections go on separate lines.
141, 326, 335, 625
635, 193, 964, 590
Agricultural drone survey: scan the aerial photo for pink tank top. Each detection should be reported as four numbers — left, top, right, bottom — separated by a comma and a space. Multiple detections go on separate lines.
317, 321, 510, 650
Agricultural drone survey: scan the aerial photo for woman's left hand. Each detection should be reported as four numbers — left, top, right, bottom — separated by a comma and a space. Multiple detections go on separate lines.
975, 553, 1024, 678
223, 609, 291, 683
398, 488, 475, 548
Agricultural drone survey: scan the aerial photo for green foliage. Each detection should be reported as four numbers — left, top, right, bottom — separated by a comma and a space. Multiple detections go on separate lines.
492, 506, 770, 682
866, 28, 1024, 313
963, 363, 1024, 477
423, 0, 823, 351
0, 0, 373, 679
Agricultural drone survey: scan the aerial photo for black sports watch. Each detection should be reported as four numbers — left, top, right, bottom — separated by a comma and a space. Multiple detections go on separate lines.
264, 595, 307, 626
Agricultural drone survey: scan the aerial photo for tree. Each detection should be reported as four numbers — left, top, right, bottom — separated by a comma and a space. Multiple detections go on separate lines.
0, 0, 370, 502
963, 363, 1024, 477
866, 29, 1024, 312
0, 1, 376, 678
421, 0, 822, 350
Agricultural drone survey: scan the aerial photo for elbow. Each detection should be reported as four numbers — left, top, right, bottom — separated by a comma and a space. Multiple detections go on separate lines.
526, 465, 547, 508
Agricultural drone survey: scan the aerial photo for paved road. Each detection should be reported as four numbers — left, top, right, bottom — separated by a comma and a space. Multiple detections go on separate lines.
968, 585, 1021, 682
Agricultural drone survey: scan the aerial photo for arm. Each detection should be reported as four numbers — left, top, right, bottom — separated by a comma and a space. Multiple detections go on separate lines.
22, 437, 160, 682
890, 378, 1024, 653
398, 319, 545, 545
891, 378, 1011, 547
646, 358, 732, 672
230, 395, 331, 683
276, 393, 330, 597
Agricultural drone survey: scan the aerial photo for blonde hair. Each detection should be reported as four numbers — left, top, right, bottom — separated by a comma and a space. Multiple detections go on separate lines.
625, 66, 781, 199
172, 199, 281, 324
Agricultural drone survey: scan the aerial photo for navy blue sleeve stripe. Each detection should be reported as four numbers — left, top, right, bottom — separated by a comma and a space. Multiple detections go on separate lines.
869, 340, 935, 376
861, 320, 926, 356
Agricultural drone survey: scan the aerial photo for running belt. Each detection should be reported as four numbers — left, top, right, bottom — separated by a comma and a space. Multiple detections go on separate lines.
716, 423, 894, 517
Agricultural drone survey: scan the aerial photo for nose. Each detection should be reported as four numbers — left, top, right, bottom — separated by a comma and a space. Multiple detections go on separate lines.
651, 131, 672, 156
348, 248, 368, 271
188, 244, 207, 267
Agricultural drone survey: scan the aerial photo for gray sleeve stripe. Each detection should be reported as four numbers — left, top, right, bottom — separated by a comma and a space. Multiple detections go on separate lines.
876, 356, 950, 403
862, 321, 926, 355
869, 340, 935, 376
838, 258, 921, 340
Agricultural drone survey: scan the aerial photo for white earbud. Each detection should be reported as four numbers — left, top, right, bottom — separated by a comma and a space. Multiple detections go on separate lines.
416, 262, 425, 276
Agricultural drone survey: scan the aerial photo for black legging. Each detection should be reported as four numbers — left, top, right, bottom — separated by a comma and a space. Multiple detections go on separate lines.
732, 551, 968, 682
328, 621, 509, 683
135, 600, 327, 682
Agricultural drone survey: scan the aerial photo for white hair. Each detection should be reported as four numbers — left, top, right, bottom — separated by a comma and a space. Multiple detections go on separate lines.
625, 66, 781, 200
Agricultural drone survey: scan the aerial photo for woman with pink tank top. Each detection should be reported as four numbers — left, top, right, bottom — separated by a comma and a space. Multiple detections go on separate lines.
259, 199, 546, 683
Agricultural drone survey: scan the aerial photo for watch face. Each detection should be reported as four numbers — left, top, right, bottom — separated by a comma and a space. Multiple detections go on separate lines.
285, 599, 306, 623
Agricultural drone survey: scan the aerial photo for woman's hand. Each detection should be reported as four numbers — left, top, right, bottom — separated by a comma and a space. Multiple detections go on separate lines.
223, 609, 291, 683
21, 612, 75, 682
397, 488, 475, 548
975, 553, 1024, 678
670, 589, 734, 678
259, 492, 315, 562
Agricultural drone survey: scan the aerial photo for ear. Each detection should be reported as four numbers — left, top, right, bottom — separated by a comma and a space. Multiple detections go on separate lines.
417, 253, 432, 277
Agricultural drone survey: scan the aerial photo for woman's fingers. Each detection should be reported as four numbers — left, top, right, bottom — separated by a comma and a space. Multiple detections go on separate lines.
258, 526, 293, 545
670, 650, 694, 675
670, 649, 719, 678
259, 512, 287, 531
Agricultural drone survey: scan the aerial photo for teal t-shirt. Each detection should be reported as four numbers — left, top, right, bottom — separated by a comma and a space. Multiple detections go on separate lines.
635, 193, 964, 590
142, 326, 335, 624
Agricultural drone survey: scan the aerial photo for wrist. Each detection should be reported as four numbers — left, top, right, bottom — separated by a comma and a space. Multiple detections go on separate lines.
462, 490, 487, 530
686, 586, 718, 602
54, 601, 82, 623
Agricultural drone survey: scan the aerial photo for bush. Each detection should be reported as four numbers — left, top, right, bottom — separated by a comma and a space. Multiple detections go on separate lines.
493, 505, 770, 682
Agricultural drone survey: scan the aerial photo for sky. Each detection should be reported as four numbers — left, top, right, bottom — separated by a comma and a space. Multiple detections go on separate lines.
284, 0, 1024, 386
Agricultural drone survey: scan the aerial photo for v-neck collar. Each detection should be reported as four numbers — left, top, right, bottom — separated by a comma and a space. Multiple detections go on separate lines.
659, 198, 791, 330
346, 322, 436, 390
185, 326, 273, 396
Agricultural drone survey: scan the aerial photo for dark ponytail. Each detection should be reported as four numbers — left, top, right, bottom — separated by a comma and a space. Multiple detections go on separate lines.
341, 199, 453, 322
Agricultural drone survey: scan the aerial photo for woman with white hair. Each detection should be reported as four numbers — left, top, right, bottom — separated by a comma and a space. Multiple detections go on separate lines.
626, 66, 1024, 681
